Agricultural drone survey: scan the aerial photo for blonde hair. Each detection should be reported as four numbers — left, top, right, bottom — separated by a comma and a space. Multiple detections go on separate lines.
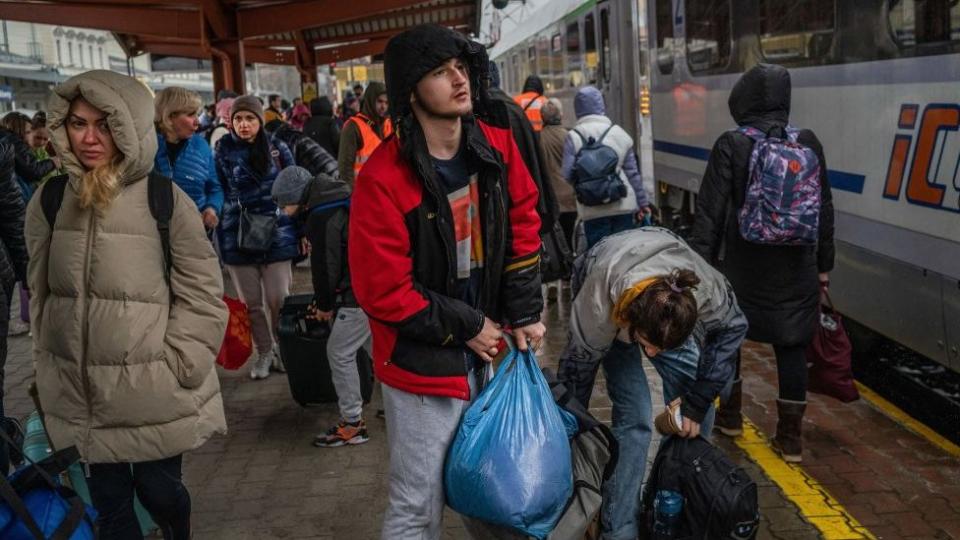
154, 87, 201, 137
78, 159, 123, 213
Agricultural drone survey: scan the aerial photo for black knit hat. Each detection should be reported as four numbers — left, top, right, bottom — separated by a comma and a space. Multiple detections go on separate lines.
384, 24, 489, 126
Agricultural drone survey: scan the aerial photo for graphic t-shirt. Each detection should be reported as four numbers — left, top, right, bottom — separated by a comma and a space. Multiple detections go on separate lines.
433, 144, 484, 307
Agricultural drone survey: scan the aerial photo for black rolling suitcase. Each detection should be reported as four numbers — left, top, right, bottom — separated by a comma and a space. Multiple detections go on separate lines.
277, 294, 375, 407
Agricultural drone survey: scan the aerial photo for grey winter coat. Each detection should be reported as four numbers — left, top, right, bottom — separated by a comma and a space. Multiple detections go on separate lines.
557, 227, 748, 422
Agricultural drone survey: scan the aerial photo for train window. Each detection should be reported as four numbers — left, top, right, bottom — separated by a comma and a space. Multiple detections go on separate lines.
685, 0, 732, 73
528, 44, 537, 82
889, 0, 960, 57
758, 0, 835, 66
566, 21, 584, 87
600, 8, 612, 84
584, 13, 599, 83
655, 0, 676, 74
551, 32, 565, 90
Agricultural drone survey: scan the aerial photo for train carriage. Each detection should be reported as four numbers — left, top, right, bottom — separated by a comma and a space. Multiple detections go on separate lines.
489, 0, 960, 377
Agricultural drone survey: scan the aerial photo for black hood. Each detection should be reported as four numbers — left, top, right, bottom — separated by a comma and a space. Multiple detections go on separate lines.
305, 173, 352, 209
728, 63, 791, 129
360, 81, 388, 122
522, 75, 544, 95
384, 24, 490, 127
311, 96, 333, 117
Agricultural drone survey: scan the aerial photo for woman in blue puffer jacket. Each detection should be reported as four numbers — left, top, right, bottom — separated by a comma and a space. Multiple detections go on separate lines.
153, 87, 224, 231
216, 95, 298, 380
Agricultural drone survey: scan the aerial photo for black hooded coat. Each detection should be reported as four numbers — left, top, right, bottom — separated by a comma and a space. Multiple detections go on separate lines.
304, 97, 340, 159
689, 64, 835, 347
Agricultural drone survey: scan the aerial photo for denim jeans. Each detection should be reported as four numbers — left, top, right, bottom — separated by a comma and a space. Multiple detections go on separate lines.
583, 213, 635, 250
88, 455, 190, 540
599, 337, 716, 540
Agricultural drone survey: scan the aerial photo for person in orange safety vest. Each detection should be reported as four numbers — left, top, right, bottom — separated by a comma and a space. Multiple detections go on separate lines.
514, 75, 548, 132
338, 81, 392, 186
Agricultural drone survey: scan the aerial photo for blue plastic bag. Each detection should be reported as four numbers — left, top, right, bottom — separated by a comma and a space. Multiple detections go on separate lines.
445, 347, 577, 539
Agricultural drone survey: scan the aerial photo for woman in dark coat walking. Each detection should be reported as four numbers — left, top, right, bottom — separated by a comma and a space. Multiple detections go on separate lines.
689, 63, 835, 462
304, 97, 340, 159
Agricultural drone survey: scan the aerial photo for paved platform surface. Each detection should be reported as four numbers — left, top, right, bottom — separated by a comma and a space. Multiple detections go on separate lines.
3, 268, 958, 539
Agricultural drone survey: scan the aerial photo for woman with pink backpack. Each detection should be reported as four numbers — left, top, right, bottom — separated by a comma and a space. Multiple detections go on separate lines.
689, 63, 836, 463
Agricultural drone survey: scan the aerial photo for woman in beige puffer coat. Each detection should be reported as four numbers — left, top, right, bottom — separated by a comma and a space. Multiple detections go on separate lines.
25, 70, 227, 540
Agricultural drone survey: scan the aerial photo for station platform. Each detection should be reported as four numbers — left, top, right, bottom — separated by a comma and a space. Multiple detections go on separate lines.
2, 266, 958, 539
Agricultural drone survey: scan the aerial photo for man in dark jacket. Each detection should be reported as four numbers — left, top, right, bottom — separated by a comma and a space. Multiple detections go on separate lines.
689, 63, 835, 463
0, 140, 28, 474
337, 82, 391, 186
487, 62, 558, 232
304, 97, 340, 159
349, 24, 544, 538
266, 121, 339, 179
272, 166, 370, 447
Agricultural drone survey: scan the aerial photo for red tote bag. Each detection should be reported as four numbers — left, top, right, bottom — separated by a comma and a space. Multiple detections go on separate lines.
217, 296, 253, 370
806, 287, 859, 402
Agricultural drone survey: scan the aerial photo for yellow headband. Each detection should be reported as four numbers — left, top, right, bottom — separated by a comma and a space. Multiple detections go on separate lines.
612, 277, 659, 328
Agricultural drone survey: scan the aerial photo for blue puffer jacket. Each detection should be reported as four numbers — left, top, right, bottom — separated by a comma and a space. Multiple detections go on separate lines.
154, 132, 224, 214
215, 133, 298, 265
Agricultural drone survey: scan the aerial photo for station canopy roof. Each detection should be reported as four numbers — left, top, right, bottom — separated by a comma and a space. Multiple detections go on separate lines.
0, 0, 480, 68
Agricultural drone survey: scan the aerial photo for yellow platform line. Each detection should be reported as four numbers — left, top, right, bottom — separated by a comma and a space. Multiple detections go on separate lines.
734, 419, 876, 540
854, 381, 960, 459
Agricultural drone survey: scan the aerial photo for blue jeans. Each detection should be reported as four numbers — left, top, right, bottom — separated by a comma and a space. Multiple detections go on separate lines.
583, 214, 635, 249
599, 337, 716, 540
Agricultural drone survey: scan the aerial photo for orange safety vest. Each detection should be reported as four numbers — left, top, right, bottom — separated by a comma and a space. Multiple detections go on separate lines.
348, 114, 393, 175
514, 92, 547, 132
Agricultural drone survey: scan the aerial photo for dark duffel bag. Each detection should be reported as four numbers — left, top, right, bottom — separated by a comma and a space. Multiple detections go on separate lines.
277, 294, 374, 407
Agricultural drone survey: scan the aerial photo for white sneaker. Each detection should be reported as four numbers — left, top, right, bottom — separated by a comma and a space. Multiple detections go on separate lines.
250, 353, 272, 380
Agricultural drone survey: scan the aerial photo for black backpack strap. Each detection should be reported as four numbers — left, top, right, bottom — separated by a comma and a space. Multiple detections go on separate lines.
571, 129, 587, 146
147, 172, 175, 285
596, 124, 616, 145
0, 476, 45, 539
40, 174, 69, 229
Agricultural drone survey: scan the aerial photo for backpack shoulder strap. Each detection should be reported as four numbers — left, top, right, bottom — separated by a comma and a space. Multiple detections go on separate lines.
147, 171, 175, 284
735, 126, 766, 142
522, 96, 539, 112
596, 124, 616, 145
40, 174, 69, 229
571, 129, 588, 146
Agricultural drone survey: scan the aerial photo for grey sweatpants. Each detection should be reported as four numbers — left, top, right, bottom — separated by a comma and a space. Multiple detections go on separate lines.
327, 307, 372, 422
226, 261, 292, 355
381, 370, 477, 540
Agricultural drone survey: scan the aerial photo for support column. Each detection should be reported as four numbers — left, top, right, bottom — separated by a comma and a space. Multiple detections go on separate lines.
211, 39, 246, 96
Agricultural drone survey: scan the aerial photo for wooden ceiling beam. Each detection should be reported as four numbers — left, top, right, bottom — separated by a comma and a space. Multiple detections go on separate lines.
237, 0, 420, 38
0, 1, 201, 40
314, 37, 390, 65
244, 45, 296, 65
199, 0, 237, 39
308, 15, 472, 47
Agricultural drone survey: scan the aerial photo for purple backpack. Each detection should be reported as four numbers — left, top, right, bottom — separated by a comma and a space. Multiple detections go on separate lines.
736, 126, 821, 245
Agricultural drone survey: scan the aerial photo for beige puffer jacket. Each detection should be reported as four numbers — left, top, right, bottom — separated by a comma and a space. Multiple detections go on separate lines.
25, 70, 228, 463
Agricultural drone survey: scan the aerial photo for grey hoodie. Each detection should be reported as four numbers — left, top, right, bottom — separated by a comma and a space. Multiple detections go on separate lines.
560, 86, 648, 212
557, 227, 748, 422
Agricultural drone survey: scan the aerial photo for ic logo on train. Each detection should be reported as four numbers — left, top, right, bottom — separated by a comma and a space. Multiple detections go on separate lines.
883, 104, 960, 212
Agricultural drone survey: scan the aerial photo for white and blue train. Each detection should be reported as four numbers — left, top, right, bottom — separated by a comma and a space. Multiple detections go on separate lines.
487, 0, 960, 372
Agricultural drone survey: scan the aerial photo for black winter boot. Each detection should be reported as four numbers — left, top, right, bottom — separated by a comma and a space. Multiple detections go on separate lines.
772, 398, 806, 463
715, 378, 744, 437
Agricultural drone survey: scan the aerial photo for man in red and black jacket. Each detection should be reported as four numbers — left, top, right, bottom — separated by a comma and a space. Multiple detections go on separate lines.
348, 24, 544, 538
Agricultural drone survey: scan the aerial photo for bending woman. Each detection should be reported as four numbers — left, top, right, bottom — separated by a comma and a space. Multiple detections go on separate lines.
558, 226, 748, 540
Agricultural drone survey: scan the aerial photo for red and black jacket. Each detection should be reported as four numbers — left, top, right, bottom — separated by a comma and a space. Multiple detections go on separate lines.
348, 118, 542, 400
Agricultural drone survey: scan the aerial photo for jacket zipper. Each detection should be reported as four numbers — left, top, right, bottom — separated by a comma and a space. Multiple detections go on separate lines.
80, 210, 96, 447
